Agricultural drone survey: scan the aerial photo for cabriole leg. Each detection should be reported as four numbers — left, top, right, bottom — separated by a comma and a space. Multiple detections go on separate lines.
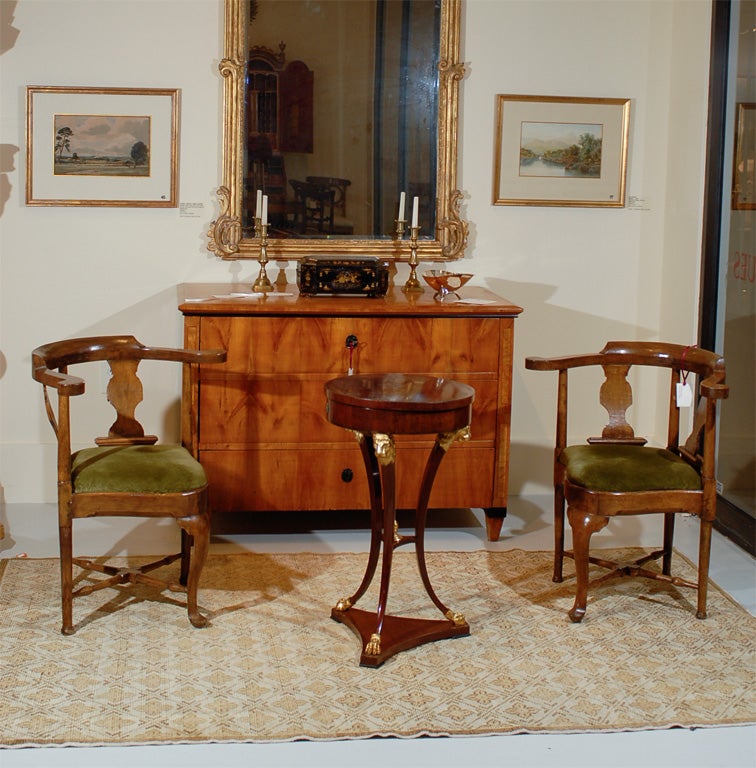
177, 513, 210, 628
566, 507, 608, 622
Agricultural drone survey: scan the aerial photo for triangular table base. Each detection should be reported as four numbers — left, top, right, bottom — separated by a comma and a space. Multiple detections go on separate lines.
332, 606, 470, 667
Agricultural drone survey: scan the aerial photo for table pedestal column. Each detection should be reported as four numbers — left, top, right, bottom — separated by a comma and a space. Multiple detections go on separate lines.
331, 427, 470, 667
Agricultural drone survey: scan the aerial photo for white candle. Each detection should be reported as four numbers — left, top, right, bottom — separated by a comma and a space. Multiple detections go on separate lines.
398, 191, 406, 221
262, 194, 268, 226
411, 196, 419, 228
256, 189, 262, 219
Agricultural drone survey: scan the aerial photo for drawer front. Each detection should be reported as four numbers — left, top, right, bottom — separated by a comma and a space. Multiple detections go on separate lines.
198, 376, 498, 446
199, 315, 501, 375
192, 312, 511, 515
201, 444, 495, 513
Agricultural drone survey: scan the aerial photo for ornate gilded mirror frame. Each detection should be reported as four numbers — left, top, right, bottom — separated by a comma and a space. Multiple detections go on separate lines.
208, 0, 467, 262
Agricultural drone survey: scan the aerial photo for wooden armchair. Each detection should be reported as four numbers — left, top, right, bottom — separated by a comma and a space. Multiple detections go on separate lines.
525, 341, 728, 622
305, 176, 354, 234
31, 336, 226, 634
289, 178, 336, 233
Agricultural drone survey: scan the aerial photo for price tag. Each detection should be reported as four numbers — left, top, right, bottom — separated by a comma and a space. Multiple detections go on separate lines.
676, 381, 693, 407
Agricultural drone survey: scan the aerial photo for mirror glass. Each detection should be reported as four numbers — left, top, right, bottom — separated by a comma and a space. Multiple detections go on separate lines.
209, 0, 467, 261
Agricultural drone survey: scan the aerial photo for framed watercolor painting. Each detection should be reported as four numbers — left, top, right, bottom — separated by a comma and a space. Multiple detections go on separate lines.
493, 95, 630, 207
26, 86, 179, 207
732, 102, 755, 210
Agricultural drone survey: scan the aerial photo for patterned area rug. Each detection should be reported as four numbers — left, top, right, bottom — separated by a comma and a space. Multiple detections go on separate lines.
0, 549, 754, 746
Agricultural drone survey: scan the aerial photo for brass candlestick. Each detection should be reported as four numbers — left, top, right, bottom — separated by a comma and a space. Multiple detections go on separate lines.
402, 225, 423, 294
252, 219, 273, 293
394, 218, 406, 241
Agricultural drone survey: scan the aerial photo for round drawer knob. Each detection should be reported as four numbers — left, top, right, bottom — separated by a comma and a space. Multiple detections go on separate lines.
341, 468, 354, 483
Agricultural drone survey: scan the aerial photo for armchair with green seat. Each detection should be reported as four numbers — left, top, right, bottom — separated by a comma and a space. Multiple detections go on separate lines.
525, 341, 728, 622
31, 335, 226, 634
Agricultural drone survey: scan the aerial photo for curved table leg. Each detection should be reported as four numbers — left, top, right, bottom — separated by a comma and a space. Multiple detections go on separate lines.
332, 429, 470, 667
414, 431, 469, 628
370, 433, 398, 654
334, 432, 383, 610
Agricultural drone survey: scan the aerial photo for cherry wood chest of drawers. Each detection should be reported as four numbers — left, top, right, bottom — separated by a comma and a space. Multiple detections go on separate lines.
179, 284, 522, 540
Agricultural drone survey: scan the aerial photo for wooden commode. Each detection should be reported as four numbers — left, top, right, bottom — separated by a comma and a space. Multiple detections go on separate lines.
179, 283, 522, 540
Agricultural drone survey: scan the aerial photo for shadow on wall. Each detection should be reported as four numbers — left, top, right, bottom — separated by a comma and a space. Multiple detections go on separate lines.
483, 277, 659, 494
15, 288, 200, 557
1, 2, 20, 217
30, 287, 190, 476
0, 145, 18, 218
0, 0, 19, 55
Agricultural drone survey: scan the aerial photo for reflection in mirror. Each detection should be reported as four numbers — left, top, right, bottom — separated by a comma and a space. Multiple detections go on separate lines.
209, 0, 466, 262
245, 0, 438, 240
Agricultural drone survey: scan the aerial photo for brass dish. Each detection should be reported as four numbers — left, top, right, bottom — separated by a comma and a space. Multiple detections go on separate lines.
422, 270, 473, 302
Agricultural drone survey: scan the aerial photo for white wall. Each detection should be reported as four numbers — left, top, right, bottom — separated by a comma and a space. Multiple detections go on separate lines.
0, 0, 713, 507
460, 0, 712, 493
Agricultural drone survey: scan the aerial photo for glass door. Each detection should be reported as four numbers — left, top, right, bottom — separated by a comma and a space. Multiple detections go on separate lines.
701, 0, 755, 554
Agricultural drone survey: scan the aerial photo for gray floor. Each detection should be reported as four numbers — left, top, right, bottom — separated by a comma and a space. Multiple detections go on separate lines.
1, 496, 754, 768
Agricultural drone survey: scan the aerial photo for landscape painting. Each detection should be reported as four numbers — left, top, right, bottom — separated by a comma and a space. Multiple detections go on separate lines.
27, 86, 178, 207
519, 121, 602, 178
53, 114, 151, 177
493, 94, 630, 207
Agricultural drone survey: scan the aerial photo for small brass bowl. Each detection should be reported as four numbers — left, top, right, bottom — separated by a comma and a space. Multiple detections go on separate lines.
422, 270, 473, 302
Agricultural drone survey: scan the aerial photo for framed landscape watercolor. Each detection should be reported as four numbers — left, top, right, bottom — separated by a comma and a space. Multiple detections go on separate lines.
732, 102, 755, 210
493, 95, 630, 207
26, 86, 179, 207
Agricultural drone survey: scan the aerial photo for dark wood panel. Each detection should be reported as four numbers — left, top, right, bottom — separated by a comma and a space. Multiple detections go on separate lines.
202, 444, 495, 512
198, 375, 499, 446
198, 315, 503, 375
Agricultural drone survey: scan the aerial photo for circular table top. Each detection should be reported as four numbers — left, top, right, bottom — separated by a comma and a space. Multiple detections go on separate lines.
325, 373, 474, 412
325, 374, 474, 435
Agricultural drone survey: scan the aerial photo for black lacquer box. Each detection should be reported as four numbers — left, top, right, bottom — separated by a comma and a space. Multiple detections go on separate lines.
297, 255, 390, 297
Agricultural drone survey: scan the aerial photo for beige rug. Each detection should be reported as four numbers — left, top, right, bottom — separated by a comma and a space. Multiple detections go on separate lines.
0, 549, 754, 747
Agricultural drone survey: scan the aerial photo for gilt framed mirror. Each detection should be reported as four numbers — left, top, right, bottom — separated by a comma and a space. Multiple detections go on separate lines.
208, 0, 467, 261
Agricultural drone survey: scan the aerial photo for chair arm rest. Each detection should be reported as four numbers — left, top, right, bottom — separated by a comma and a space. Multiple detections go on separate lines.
525, 353, 606, 371
31, 365, 85, 395
139, 347, 227, 365
700, 375, 729, 400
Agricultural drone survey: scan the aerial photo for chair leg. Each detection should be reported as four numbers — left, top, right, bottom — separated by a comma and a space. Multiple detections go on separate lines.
696, 518, 713, 620
177, 512, 210, 628
566, 507, 608, 623
662, 513, 675, 576
553, 483, 566, 582
179, 528, 192, 586
59, 523, 75, 635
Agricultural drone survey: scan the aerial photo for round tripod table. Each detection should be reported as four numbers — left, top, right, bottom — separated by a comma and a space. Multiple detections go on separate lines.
324, 373, 474, 667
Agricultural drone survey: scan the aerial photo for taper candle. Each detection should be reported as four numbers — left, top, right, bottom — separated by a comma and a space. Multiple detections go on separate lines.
411, 196, 419, 228
262, 194, 268, 226
398, 191, 406, 221
256, 189, 262, 219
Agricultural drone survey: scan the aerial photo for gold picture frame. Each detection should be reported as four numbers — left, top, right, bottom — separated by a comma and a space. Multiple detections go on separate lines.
732, 102, 755, 211
493, 95, 630, 208
26, 86, 179, 207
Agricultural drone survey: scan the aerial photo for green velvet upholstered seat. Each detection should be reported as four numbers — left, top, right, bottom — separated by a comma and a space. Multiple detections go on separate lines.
560, 444, 702, 493
71, 445, 208, 494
